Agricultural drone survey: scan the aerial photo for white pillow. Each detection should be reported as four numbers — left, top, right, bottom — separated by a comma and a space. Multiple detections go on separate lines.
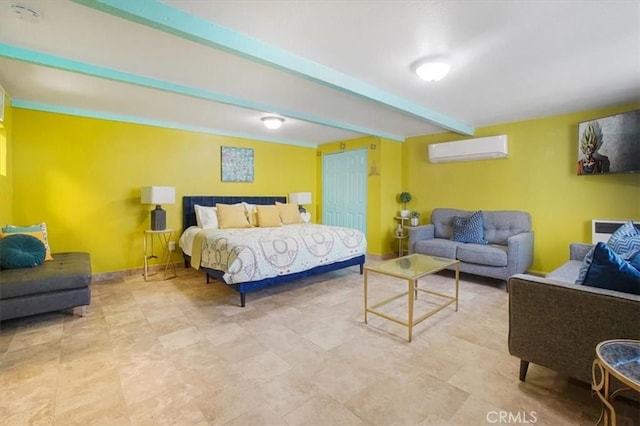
194, 205, 218, 229
242, 202, 258, 226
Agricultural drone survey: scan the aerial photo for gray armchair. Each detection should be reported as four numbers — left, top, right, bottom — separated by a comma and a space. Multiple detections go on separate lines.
508, 243, 640, 383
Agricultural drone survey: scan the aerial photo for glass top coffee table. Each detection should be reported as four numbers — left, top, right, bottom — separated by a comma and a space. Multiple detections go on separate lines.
363, 253, 460, 342
592, 339, 640, 426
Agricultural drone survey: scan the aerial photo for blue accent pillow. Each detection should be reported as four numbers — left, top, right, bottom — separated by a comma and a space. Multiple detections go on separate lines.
607, 221, 640, 260
629, 250, 640, 271
575, 245, 596, 285
0, 234, 46, 269
580, 242, 640, 295
451, 210, 488, 244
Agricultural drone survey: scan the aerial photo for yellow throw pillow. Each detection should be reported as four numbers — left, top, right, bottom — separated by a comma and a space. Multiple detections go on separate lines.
216, 204, 251, 229
276, 202, 303, 224
256, 205, 282, 227
0, 230, 53, 261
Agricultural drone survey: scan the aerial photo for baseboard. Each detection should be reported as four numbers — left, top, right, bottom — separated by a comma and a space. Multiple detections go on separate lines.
365, 253, 397, 262
93, 253, 398, 282
92, 262, 183, 282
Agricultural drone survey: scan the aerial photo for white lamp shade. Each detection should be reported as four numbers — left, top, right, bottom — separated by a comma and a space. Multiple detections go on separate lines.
141, 186, 175, 205
289, 192, 312, 205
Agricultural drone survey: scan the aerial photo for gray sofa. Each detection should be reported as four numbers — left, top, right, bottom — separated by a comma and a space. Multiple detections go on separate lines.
0, 252, 92, 321
508, 243, 640, 384
408, 208, 534, 281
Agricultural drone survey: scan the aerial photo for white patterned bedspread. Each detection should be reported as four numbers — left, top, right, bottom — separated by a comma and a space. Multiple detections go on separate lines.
188, 224, 367, 284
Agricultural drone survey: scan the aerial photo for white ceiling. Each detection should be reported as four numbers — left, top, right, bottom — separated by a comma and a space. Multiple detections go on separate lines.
1, 0, 639, 148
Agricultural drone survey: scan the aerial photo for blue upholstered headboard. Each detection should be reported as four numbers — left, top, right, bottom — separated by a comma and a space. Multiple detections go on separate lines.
182, 196, 287, 231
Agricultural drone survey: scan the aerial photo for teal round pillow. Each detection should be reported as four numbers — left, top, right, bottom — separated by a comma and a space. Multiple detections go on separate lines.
0, 234, 46, 269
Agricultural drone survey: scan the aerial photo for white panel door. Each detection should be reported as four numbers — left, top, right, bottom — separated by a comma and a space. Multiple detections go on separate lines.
322, 149, 367, 234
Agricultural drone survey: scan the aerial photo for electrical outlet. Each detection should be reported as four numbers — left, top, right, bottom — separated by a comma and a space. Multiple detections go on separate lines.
168, 241, 176, 252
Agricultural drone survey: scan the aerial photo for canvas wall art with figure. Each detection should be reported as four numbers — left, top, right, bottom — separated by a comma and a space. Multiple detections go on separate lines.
577, 109, 640, 175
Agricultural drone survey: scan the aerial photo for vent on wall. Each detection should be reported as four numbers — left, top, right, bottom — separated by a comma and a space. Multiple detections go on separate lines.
428, 135, 508, 163
592, 219, 640, 244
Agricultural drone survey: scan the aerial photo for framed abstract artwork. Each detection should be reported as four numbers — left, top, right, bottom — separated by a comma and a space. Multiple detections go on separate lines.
221, 146, 254, 182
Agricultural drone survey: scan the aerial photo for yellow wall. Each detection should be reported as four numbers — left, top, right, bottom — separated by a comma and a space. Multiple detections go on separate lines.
379, 139, 403, 255
11, 109, 316, 274
9, 104, 639, 275
404, 104, 640, 274
0, 89, 12, 227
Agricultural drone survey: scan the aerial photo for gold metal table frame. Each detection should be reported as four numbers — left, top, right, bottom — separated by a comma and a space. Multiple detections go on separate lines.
592, 339, 640, 426
144, 229, 177, 281
364, 254, 460, 342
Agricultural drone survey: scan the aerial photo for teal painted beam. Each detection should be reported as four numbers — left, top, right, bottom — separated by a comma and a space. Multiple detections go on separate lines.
70, 0, 474, 136
11, 100, 318, 148
0, 44, 403, 141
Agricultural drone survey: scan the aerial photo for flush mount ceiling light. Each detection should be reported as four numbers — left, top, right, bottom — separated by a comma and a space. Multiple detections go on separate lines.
10, 4, 41, 23
415, 61, 451, 82
261, 116, 285, 130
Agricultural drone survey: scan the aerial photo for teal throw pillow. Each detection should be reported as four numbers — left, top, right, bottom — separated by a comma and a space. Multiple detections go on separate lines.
0, 234, 46, 269
607, 221, 640, 260
581, 242, 640, 295
2, 225, 42, 233
451, 211, 488, 245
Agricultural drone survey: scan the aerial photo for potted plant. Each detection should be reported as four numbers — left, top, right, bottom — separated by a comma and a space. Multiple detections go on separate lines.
410, 210, 420, 226
398, 192, 412, 217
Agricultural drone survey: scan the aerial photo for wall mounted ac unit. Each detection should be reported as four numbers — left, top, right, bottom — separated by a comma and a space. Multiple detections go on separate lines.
428, 135, 508, 163
592, 219, 640, 244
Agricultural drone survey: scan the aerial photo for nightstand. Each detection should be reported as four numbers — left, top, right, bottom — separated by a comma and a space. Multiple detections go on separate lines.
143, 229, 177, 281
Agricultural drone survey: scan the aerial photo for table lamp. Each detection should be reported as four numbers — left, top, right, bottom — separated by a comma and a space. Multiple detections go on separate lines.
289, 192, 312, 213
289, 192, 312, 223
141, 186, 175, 230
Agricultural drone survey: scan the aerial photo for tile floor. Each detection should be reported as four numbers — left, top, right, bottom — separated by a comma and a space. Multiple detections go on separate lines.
1, 263, 638, 425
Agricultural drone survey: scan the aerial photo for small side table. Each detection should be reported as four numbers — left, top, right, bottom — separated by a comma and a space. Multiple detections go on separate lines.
393, 234, 408, 257
144, 229, 177, 281
394, 216, 410, 257
592, 339, 640, 426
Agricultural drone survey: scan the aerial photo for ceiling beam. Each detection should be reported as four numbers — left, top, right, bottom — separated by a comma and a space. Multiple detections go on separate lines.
11, 100, 318, 148
0, 44, 403, 142
71, 0, 474, 136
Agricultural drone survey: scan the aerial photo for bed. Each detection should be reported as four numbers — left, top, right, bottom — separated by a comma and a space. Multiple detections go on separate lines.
180, 196, 367, 307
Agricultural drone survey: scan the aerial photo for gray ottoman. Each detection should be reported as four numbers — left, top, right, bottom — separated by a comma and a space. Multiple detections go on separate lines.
0, 252, 91, 321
